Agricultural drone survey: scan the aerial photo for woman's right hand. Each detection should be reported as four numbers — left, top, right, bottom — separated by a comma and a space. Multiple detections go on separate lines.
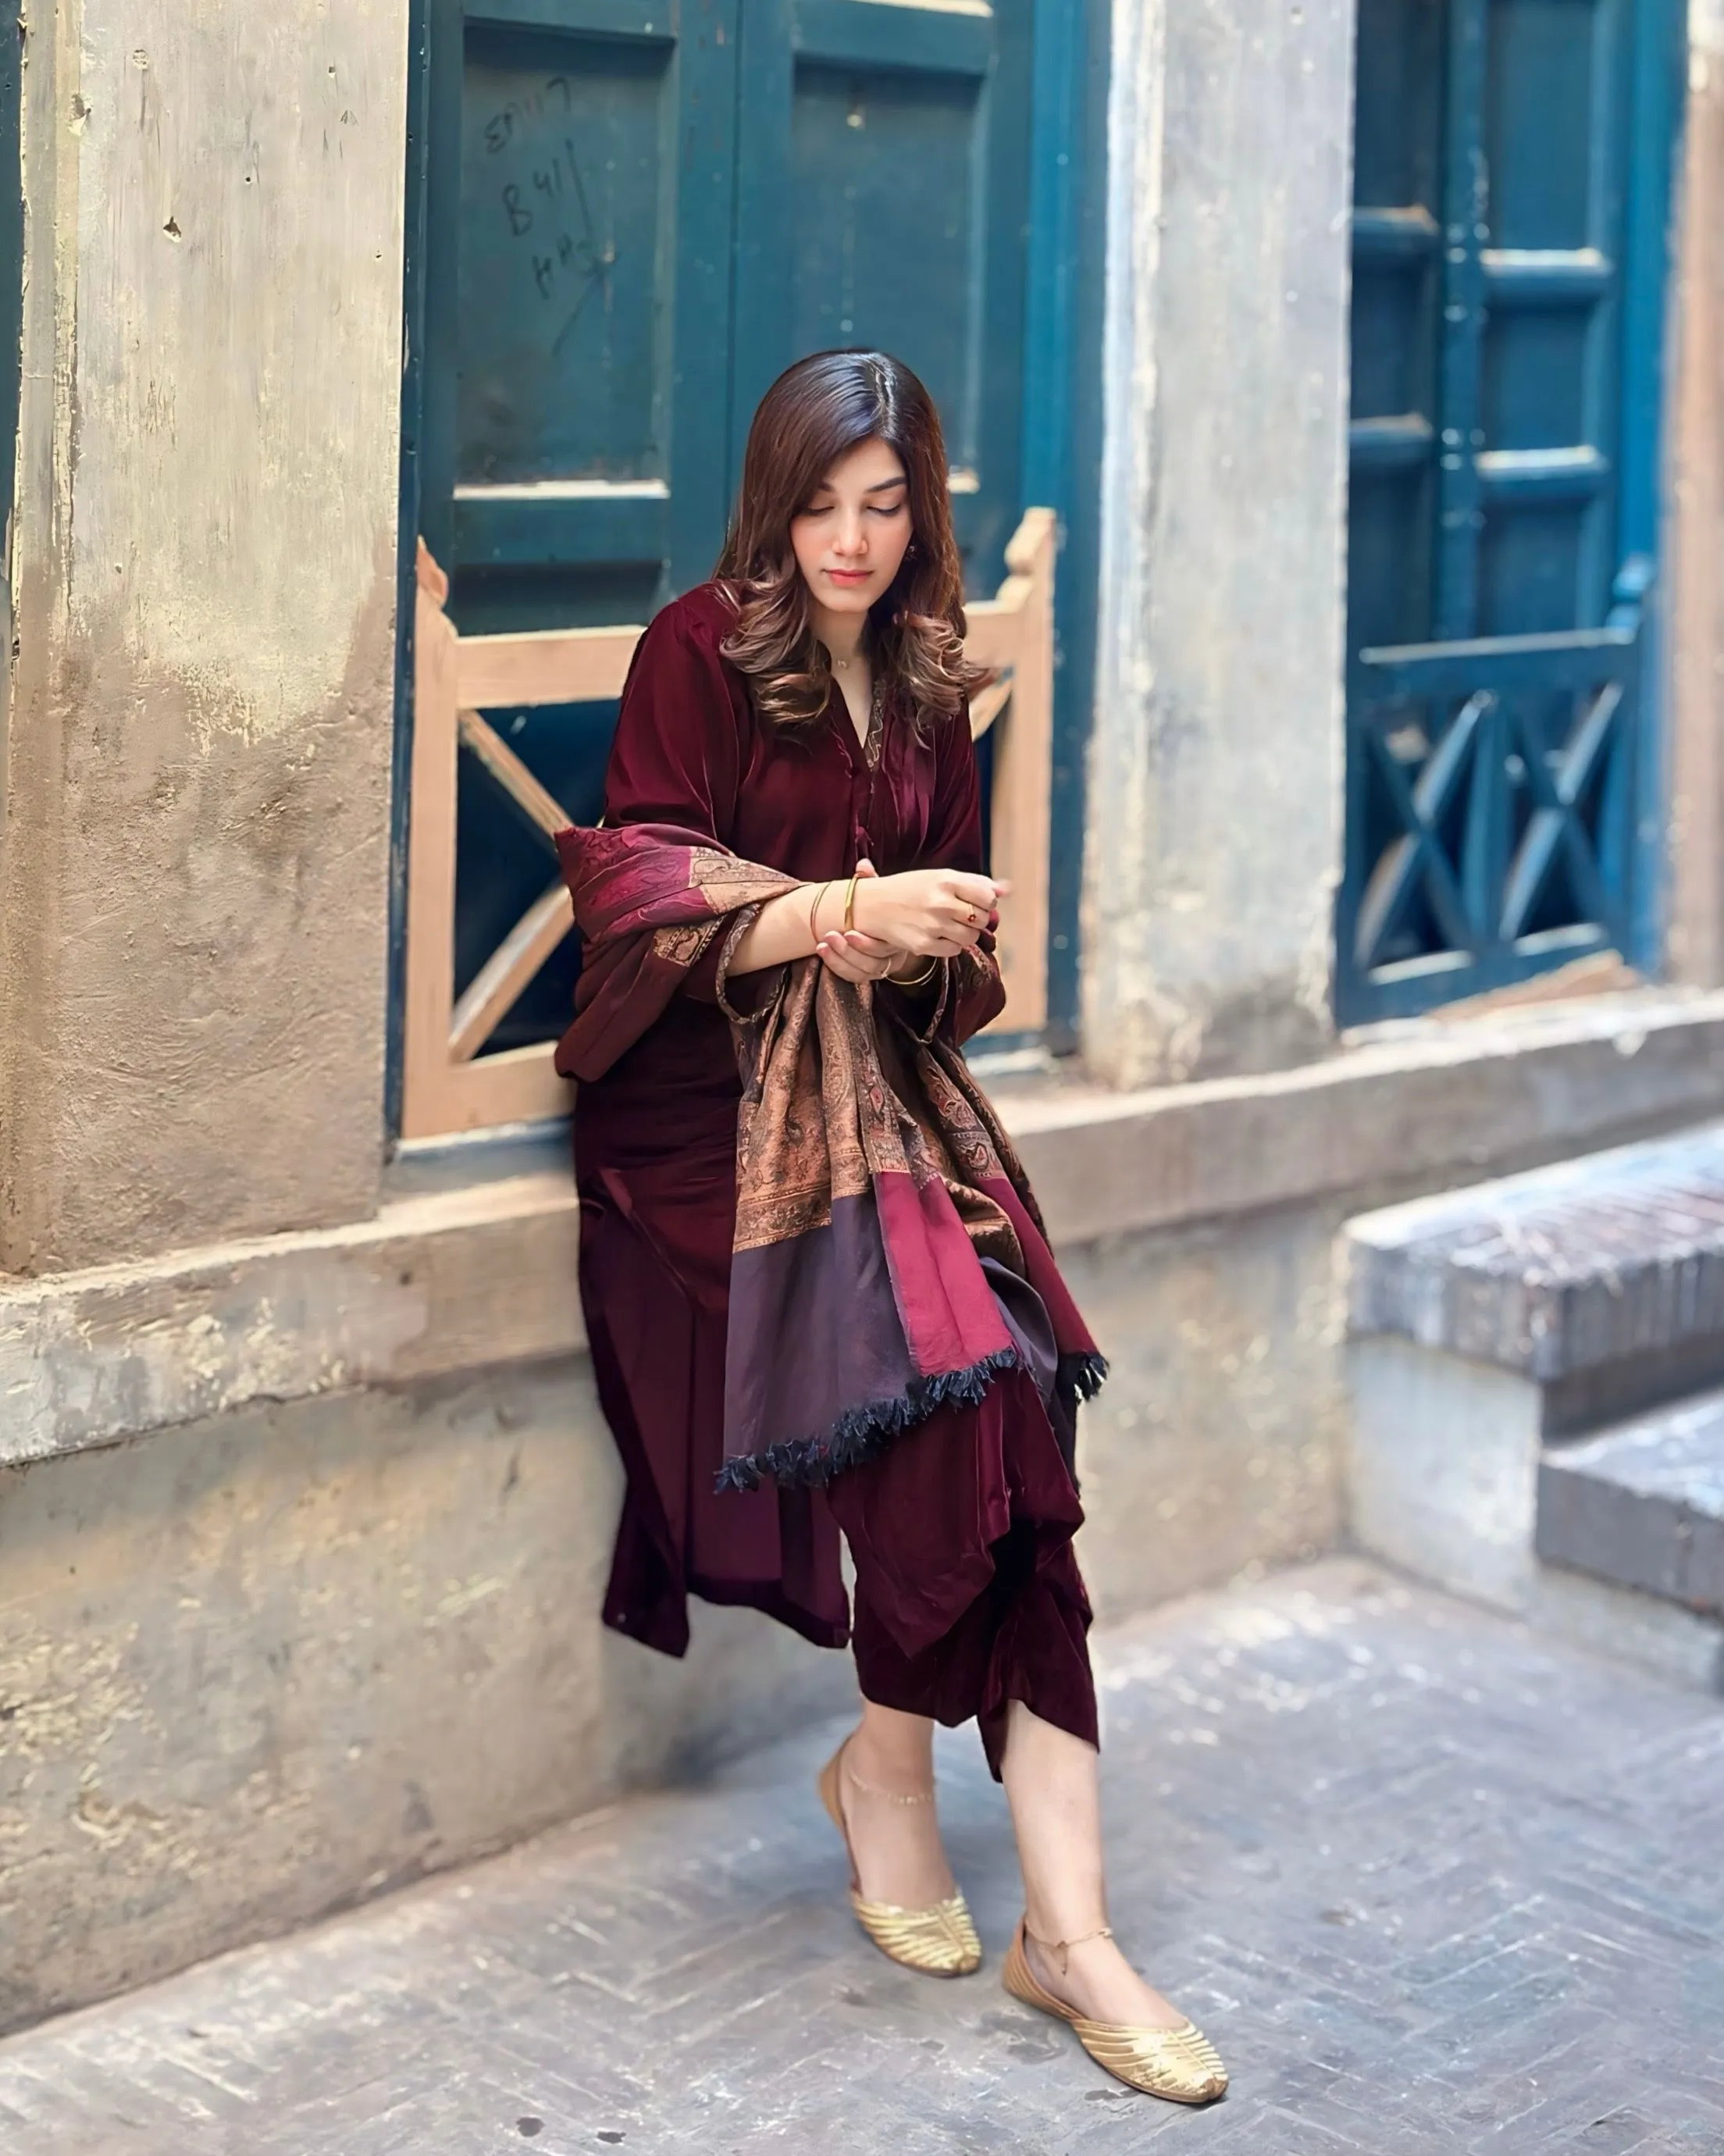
850, 860, 1006, 958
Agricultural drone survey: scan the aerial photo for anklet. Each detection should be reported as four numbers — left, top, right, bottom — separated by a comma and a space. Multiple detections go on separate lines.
1027, 1921, 1113, 1975
843, 1759, 936, 1806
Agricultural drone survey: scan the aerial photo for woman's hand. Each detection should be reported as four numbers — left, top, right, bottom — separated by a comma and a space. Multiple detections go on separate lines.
809, 858, 892, 982
814, 928, 898, 983
849, 859, 1006, 958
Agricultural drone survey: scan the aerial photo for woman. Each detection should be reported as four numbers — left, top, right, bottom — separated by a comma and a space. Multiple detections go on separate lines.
554, 351, 1226, 2107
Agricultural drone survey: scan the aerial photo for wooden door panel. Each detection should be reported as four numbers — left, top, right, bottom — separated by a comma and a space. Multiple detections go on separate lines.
458, 37, 668, 486
733, 0, 1032, 588
1349, 0, 1444, 656
423, 0, 738, 629
787, 67, 982, 455
1475, 0, 1628, 639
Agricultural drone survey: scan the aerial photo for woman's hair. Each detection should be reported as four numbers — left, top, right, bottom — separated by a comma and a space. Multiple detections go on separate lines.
714, 349, 988, 733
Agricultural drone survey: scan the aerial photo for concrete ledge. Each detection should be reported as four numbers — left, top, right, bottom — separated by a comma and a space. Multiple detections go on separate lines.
0, 1178, 584, 1466
1009, 990, 1724, 1244
7, 990, 1724, 1467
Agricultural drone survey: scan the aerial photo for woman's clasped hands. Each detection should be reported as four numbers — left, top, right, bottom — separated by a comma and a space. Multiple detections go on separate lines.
814, 857, 1006, 985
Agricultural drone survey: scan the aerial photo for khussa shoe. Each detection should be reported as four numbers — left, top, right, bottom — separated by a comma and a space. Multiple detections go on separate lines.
1002, 1918, 1227, 2104
815, 1737, 982, 1976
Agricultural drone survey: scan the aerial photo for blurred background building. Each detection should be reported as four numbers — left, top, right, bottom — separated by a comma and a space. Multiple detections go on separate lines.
1, 0, 1721, 2031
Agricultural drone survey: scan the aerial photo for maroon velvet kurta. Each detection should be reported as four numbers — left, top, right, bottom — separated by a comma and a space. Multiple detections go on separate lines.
574, 583, 1095, 1769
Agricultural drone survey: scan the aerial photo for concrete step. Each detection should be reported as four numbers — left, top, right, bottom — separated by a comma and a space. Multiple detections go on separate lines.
1342, 1122, 1724, 1691
1538, 1391, 1724, 1616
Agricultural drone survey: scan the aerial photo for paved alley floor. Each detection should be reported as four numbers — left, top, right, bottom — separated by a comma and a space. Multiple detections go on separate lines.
2, 1559, 1722, 2156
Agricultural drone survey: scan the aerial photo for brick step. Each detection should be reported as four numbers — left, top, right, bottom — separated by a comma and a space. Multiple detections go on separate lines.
1348, 1121, 1724, 1433
1538, 1392, 1724, 1616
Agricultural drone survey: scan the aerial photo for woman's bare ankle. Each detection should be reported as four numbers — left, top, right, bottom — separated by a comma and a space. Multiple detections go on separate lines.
1022, 1924, 1186, 2031
848, 1711, 936, 1797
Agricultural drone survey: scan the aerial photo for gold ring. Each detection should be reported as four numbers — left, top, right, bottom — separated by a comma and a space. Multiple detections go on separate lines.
967, 908, 979, 926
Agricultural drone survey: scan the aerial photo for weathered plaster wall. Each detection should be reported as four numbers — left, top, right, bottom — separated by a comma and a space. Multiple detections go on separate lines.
1671, 0, 1724, 989
1084, 0, 1353, 1088
0, 1359, 856, 2032
0, 2, 409, 1273
1064, 1206, 1345, 1619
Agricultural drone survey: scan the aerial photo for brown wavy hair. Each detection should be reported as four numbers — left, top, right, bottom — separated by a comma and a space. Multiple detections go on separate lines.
714, 350, 988, 733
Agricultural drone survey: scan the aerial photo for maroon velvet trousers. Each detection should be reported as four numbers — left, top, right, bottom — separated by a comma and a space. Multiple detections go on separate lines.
576, 1081, 1097, 1780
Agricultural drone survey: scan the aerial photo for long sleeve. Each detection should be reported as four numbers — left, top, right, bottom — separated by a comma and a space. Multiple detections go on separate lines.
604, 608, 744, 841
604, 605, 749, 1003
921, 707, 986, 875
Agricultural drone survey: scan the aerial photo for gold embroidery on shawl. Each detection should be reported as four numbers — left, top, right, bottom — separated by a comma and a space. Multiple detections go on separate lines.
729, 955, 1025, 1259
692, 847, 797, 911
651, 919, 721, 967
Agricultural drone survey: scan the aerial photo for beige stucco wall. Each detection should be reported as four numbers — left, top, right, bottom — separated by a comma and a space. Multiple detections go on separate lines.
0, 2, 410, 1274
0, 1360, 857, 2032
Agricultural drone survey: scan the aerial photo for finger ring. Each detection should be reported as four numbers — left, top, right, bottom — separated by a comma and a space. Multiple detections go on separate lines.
967, 907, 978, 926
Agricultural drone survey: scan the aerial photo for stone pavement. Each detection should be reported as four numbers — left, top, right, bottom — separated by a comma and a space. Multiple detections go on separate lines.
2, 1559, 1722, 2156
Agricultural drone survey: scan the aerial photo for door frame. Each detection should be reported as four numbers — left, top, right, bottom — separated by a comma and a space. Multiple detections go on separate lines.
385, 0, 1110, 1129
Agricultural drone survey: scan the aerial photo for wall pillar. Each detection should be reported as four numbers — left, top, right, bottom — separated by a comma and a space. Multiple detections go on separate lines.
1670, 0, 1724, 989
0, 4, 409, 1272
1081, 0, 1355, 1088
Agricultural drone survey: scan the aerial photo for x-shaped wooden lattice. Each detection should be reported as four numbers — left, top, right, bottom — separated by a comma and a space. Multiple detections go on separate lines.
1355, 675, 1621, 971
449, 711, 575, 1064
1498, 679, 1619, 939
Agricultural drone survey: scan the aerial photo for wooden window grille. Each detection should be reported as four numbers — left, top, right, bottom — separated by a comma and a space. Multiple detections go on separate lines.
401, 508, 1056, 1141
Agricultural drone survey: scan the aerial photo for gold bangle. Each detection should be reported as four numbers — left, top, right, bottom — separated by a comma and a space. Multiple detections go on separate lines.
842, 871, 860, 933
893, 956, 939, 988
807, 879, 830, 943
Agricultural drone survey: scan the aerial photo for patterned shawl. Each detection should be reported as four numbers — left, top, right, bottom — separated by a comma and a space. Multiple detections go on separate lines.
554, 821, 1104, 1491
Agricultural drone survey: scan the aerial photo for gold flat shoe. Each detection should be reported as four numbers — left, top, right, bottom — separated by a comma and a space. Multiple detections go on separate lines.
815, 1737, 981, 1977
1002, 1918, 1227, 2104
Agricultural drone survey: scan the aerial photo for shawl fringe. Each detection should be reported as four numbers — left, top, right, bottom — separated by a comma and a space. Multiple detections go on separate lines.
1060, 1350, 1110, 1406
714, 1346, 1026, 1494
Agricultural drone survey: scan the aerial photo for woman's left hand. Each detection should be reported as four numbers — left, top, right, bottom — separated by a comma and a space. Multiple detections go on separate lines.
815, 927, 899, 983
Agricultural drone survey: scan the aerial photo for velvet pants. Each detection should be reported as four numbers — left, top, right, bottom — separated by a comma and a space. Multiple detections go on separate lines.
577, 1124, 1099, 1781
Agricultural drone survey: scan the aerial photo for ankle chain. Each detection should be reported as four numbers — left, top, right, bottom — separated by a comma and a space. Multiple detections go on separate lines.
1027, 1921, 1113, 1975
843, 1756, 936, 1807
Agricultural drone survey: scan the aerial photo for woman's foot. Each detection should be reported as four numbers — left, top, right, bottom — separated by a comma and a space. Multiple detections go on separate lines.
1021, 1922, 1190, 2031
836, 1730, 957, 1908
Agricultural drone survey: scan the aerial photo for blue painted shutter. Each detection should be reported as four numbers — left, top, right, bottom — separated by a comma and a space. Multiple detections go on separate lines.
1340, 0, 1683, 1022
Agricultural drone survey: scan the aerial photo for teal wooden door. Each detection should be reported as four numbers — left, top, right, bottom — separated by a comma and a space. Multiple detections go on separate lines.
1340, 0, 1684, 1022
419, 0, 740, 633
401, 0, 1056, 1067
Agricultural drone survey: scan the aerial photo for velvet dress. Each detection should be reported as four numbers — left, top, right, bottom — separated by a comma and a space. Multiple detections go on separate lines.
571, 583, 1096, 1774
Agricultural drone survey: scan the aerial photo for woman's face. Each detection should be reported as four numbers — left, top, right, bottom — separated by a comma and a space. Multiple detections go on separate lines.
789, 436, 913, 621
